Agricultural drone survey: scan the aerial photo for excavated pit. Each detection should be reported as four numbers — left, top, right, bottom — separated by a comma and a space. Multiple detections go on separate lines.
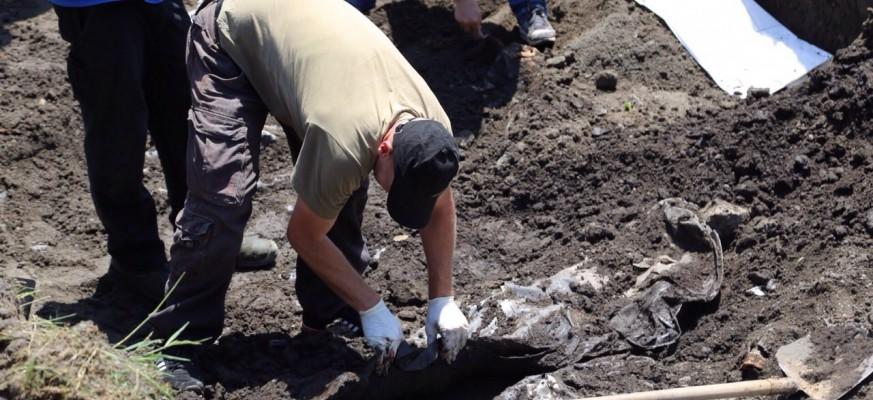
2, 0, 873, 399
758, 0, 873, 53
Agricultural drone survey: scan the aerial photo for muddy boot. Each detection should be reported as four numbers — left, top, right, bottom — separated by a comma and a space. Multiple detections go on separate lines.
156, 357, 204, 393
107, 259, 169, 304
517, 6, 556, 45
236, 235, 278, 271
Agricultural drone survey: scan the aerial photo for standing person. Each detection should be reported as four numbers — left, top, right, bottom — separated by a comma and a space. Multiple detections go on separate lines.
50, 0, 278, 303
348, 0, 557, 45
149, 0, 471, 391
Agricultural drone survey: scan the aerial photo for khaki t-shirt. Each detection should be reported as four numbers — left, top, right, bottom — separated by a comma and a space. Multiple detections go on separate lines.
215, 0, 452, 219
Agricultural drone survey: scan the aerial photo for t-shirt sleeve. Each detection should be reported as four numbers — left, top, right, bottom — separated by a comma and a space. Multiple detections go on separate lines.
291, 127, 363, 220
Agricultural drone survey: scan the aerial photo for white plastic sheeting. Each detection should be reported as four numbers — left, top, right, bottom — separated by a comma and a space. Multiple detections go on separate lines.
635, 0, 832, 97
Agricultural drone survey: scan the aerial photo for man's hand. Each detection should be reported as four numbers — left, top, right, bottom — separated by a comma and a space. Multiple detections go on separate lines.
425, 296, 469, 364
453, 0, 482, 37
360, 299, 403, 373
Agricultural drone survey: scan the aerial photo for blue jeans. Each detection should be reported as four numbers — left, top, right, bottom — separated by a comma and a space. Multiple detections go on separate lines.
347, 0, 548, 21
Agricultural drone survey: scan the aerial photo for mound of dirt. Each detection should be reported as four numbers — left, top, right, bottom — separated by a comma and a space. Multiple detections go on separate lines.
2, 0, 873, 399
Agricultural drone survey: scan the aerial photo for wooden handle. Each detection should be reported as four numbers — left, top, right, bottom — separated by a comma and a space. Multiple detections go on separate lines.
577, 377, 797, 400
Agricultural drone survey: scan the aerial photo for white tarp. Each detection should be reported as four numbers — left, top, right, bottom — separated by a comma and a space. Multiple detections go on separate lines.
635, 0, 832, 97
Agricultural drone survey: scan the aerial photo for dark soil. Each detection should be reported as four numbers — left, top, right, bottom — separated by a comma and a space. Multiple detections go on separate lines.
2, 0, 873, 399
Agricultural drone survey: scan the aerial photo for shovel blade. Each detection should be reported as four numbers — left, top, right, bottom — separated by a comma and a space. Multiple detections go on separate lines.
776, 327, 873, 400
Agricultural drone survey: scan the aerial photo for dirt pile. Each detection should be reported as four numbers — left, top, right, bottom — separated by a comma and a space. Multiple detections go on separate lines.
1, 0, 873, 399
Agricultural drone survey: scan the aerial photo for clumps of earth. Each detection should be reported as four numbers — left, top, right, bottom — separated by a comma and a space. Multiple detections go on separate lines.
2, 0, 873, 399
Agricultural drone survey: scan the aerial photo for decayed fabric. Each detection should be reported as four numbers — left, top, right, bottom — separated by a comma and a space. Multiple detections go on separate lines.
608, 198, 725, 349
316, 199, 726, 399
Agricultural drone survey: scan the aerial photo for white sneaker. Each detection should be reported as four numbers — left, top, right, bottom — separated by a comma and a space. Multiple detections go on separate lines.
518, 6, 556, 45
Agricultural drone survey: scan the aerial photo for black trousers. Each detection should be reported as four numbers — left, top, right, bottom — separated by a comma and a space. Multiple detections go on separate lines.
54, 0, 191, 271
147, 0, 370, 343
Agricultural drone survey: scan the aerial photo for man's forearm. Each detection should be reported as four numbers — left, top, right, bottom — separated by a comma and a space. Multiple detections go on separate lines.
287, 200, 381, 312
420, 189, 457, 299
292, 233, 381, 311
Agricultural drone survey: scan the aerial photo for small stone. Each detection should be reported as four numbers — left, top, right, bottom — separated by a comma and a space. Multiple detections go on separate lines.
734, 183, 757, 200
592, 126, 608, 137
261, 130, 277, 146
393, 234, 410, 242
747, 286, 766, 297
834, 182, 854, 196
700, 199, 750, 244
145, 148, 159, 159
773, 107, 795, 121
455, 129, 476, 149
748, 270, 773, 286
864, 210, 873, 235
578, 223, 615, 244
389, 288, 425, 307
545, 55, 567, 68
285, 204, 295, 214
773, 178, 794, 197
397, 309, 417, 321
30, 244, 49, 252
793, 155, 811, 175
765, 279, 778, 292
833, 226, 848, 240
594, 70, 618, 91
747, 87, 770, 98
736, 236, 758, 252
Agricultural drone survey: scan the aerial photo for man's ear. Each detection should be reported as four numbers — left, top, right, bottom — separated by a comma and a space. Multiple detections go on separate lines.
377, 141, 391, 157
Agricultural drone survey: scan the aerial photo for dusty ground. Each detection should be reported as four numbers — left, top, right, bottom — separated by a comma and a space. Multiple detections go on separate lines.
1, 0, 872, 399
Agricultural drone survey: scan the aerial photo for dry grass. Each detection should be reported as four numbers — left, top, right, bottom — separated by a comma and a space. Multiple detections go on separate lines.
1, 316, 173, 400
0, 276, 199, 400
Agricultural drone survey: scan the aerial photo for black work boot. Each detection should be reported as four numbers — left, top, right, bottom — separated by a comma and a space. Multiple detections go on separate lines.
156, 357, 204, 393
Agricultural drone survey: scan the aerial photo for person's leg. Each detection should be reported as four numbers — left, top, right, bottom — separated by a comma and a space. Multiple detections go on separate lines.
507, 0, 555, 45
141, 0, 190, 227
148, 0, 268, 346
54, 2, 168, 276
141, 0, 277, 271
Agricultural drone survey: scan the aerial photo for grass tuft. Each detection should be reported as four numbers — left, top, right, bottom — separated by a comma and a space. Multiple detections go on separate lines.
0, 274, 202, 399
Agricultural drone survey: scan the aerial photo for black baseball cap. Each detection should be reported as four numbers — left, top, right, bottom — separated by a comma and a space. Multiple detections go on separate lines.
387, 119, 460, 229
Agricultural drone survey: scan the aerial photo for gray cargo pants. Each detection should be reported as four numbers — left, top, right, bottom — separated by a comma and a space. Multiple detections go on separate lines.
149, 0, 370, 343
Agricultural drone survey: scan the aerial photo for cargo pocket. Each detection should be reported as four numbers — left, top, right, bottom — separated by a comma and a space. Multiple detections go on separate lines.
187, 108, 254, 206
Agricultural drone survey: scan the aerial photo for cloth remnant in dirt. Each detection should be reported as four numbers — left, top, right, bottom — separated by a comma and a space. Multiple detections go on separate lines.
464, 199, 725, 370
699, 199, 749, 244
609, 198, 725, 350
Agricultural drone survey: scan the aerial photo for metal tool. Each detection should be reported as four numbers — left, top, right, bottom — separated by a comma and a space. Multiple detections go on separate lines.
578, 329, 873, 400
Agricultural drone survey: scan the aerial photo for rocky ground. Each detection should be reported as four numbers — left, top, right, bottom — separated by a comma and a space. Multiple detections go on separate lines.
1, 0, 872, 399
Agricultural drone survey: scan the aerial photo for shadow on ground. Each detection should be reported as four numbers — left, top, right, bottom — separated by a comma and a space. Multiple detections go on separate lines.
0, 0, 51, 49
378, 1, 521, 136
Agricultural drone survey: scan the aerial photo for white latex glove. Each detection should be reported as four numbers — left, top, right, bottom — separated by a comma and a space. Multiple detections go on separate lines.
360, 299, 403, 373
425, 296, 470, 364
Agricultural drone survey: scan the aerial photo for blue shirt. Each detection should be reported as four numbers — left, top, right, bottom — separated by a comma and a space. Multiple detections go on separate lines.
50, 0, 163, 7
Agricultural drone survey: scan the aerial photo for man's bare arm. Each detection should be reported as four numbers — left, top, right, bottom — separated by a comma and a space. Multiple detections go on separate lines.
419, 189, 457, 299
286, 198, 380, 311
